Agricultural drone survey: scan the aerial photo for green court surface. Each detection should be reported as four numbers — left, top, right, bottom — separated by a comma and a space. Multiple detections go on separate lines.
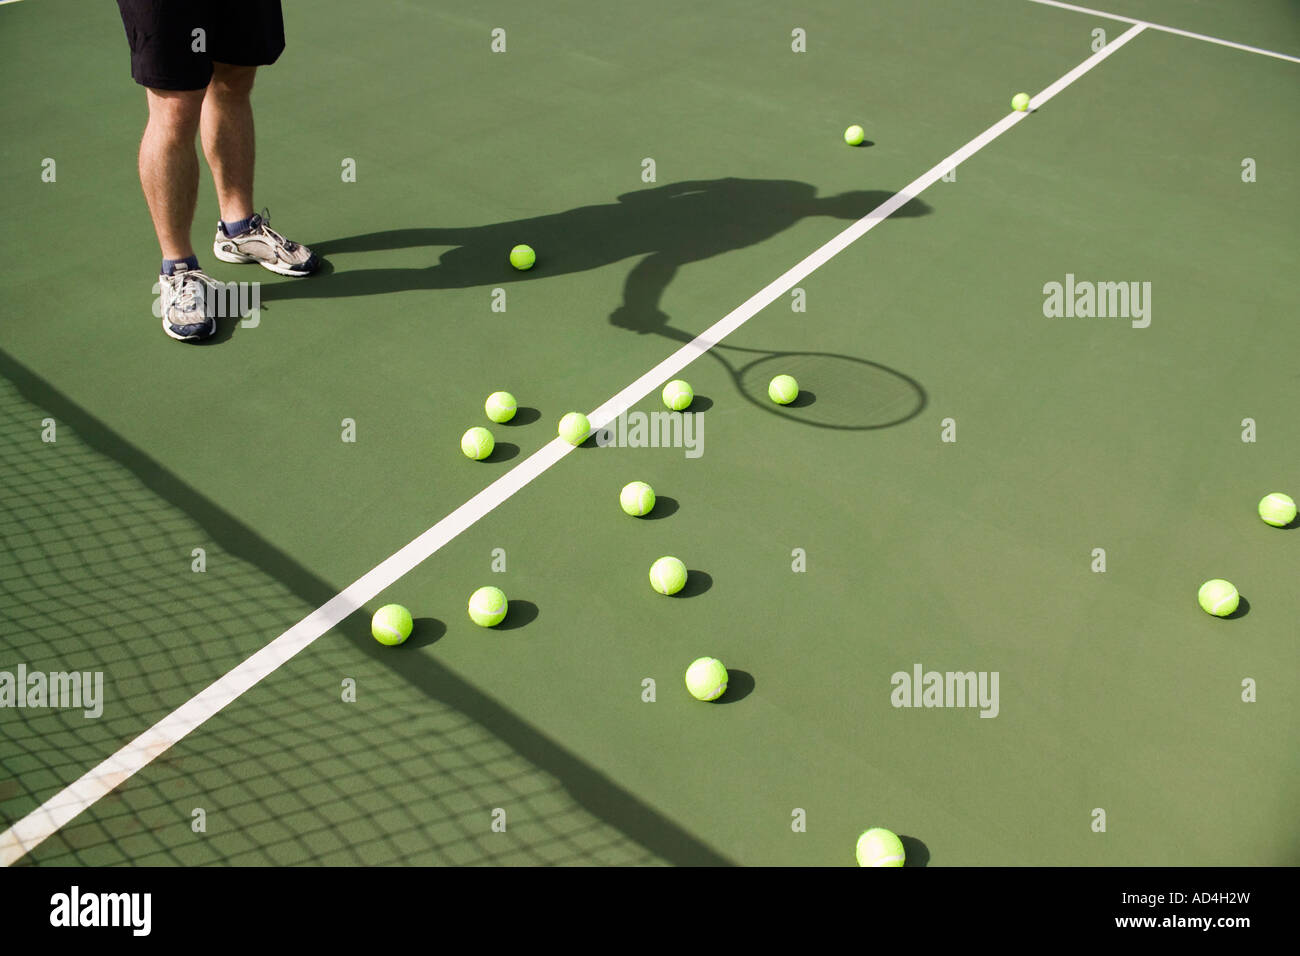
1, 0, 1297, 866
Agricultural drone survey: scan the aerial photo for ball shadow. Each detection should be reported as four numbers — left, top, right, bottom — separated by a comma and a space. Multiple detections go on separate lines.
1224, 596, 1251, 620
496, 599, 538, 630
506, 406, 541, 426
899, 835, 930, 867
686, 395, 713, 413
716, 668, 754, 704
408, 617, 446, 648
787, 390, 816, 409
483, 442, 519, 463
673, 570, 712, 598
643, 495, 679, 520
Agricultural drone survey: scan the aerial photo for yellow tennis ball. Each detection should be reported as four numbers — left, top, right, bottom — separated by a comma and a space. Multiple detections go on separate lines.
558, 411, 591, 445
461, 426, 495, 460
371, 604, 413, 646
509, 244, 535, 270
1011, 92, 1031, 111
649, 555, 687, 595
856, 828, 905, 867
620, 480, 656, 516
1258, 492, 1296, 527
844, 124, 865, 146
1197, 579, 1239, 617
662, 379, 693, 411
768, 374, 799, 405
468, 586, 508, 627
685, 657, 728, 701
485, 391, 517, 423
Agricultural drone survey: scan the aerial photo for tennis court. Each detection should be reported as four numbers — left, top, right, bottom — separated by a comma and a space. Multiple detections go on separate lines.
1, 0, 1297, 866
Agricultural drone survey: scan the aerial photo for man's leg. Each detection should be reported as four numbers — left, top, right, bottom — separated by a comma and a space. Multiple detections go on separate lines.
136, 86, 220, 341
205, 60, 320, 277
139, 87, 205, 261
201, 62, 256, 227
200, 14, 318, 277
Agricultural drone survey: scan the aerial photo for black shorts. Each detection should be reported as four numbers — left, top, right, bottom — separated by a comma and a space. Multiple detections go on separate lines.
116, 0, 286, 91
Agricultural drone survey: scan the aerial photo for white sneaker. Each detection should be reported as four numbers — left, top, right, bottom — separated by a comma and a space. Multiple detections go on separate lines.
159, 264, 218, 341
213, 208, 320, 277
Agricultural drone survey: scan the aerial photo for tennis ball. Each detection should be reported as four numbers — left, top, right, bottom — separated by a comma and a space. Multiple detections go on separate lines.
856, 828, 905, 867
662, 379, 693, 411
620, 480, 656, 516
509, 244, 535, 270
1258, 492, 1296, 527
468, 586, 508, 627
685, 657, 728, 701
558, 411, 591, 445
371, 604, 413, 646
1011, 92, 1031, 111
649, 555, 687, 595
768, 374, 799, 405
1197, 579, 1239, 618
485, 391, 517, 423
461, 426, 495, 460
844, 124, 865, 146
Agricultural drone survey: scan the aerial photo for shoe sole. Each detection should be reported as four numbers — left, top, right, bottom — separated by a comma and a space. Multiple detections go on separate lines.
213, 242, 318, 277
162, 314, 215, 342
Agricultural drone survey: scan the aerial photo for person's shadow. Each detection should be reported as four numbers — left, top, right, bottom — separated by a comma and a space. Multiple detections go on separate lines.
268, 179, 933, 325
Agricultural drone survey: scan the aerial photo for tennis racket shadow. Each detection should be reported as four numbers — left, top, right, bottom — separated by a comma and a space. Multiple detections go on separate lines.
660, 329, 927, 430
611, 305, 927, 430
724, 347, 927, 430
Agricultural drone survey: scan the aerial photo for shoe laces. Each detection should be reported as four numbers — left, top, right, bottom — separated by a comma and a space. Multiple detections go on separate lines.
251, 207, 298, 252
168, 268, 210, 315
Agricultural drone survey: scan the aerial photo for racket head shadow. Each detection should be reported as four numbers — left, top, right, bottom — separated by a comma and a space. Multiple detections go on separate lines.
733, 351, 926, 429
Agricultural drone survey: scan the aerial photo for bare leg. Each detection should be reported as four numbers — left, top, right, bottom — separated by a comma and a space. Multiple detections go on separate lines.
138, 87, 205, 260
201, 63, 257, 225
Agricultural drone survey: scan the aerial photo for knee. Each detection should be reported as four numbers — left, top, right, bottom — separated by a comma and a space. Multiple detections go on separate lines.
146, 88, 205, 137
208, 63, 257, 97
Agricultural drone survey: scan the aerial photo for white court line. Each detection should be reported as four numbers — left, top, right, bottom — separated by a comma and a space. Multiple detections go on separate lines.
1027, 0, 1300, 65
0, 22, 1147, 867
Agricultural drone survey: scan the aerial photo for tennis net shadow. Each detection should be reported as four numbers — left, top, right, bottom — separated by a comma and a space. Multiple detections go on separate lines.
0, 349, 730, 866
